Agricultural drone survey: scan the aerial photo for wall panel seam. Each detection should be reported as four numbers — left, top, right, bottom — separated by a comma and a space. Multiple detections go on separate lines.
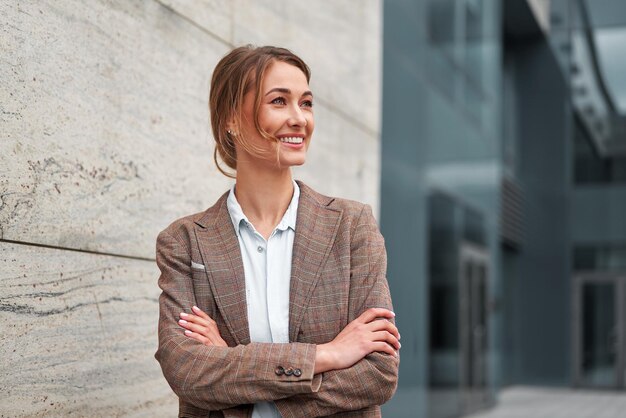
152, 0, 231, 47
0, 239, 156, 262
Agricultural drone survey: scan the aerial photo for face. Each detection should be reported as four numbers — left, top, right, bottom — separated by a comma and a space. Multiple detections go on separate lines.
234, 61, 314, 171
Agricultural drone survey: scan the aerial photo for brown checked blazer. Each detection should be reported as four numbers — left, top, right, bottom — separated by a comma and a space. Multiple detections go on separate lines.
155, 181, 399, 417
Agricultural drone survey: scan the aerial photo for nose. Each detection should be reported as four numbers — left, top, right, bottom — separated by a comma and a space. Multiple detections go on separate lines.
287, 104, 307, 127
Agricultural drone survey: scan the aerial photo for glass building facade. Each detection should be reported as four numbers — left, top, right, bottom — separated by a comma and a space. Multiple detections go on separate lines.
380, 0, 626, 417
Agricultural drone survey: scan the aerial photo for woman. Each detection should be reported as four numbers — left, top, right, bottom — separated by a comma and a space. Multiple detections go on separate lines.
155, 45, 399, 418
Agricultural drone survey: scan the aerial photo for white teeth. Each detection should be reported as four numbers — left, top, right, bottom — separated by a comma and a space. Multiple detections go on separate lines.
279, 137, 303, 144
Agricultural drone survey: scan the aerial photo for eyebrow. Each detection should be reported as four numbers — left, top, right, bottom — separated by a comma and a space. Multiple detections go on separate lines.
265, 87, 313, 98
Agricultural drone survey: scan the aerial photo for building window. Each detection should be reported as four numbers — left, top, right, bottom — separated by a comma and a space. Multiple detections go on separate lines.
574, 244, 626, 271
574, 116, 626, 184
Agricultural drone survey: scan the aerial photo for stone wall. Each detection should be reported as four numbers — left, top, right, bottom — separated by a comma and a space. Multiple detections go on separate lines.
0, 1, 382, 416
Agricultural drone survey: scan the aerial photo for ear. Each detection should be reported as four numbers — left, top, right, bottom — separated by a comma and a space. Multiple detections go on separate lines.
226, 116, 237, 137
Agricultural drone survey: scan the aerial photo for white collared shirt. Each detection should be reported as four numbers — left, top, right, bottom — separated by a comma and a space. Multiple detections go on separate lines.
226, 180, 300, 418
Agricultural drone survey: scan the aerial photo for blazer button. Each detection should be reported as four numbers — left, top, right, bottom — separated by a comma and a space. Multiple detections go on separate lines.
284, 367, 294, 376
293, 368, 302, 377
275, 366, 285, 376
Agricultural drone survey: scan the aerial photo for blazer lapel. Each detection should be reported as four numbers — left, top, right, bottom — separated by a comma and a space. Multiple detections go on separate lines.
289, 182, 343, 342
195, 194, 251, 345
193, 182, 342, 346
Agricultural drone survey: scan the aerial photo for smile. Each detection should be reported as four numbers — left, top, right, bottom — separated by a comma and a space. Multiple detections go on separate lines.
279, 137, 304, 144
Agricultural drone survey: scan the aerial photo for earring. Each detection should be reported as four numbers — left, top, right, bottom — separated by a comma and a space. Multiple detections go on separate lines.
227, 130, 235, 136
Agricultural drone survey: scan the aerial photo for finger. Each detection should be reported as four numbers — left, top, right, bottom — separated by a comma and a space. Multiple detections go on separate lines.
184, 330, 211, 346
364, 319, 399, 339
181, 320, 224, 345
181, 310, 227, 346
370, 341, 398, 357
192, 305, 214, 322
180, 313, 228, 346
181, 312, 214, 328
179, 319, 214, 338
357, 307, 395, 324
372, 330, 401, 350
180, 314, 225, 344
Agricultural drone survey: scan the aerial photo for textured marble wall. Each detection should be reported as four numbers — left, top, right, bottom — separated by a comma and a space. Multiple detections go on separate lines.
1, 0, 382, 416
0, 243, 177, 417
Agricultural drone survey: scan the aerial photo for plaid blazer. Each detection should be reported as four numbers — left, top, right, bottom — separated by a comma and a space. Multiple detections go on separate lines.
155, 181, 399, 418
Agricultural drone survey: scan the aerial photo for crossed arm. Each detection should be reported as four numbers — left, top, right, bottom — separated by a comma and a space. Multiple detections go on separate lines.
182, 306, 398, 373
156, 205, 400, 416
181, 307, 399, 417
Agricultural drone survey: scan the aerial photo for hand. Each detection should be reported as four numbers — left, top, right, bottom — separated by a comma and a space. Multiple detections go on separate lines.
179, 306, 228, 347
315, 308, 400, 374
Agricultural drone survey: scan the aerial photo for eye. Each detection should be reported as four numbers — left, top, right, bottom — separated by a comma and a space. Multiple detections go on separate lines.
301, 100, 314, 108
271, 96, 286, 105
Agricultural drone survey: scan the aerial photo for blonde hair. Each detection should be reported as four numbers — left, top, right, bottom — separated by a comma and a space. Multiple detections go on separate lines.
209, 45, 311, 178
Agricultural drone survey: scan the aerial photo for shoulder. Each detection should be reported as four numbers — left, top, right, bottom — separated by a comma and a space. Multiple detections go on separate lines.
296, 180, 377, 230
157, 190, 229, 247
297, 181, 385, 258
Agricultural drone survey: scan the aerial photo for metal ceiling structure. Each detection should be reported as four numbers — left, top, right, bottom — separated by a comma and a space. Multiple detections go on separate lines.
572, 0, 626, 156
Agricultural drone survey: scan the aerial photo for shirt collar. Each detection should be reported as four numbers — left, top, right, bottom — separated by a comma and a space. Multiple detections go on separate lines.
226, 180, 300, 237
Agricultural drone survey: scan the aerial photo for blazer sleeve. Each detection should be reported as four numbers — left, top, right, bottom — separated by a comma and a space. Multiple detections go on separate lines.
274, 204, 400, 418
154, 228, 322, 411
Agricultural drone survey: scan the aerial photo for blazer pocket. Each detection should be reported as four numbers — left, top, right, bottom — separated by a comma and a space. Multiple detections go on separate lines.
191, 260, 205, 271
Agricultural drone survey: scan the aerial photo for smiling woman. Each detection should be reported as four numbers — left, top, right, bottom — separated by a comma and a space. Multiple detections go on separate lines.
209, 46, 314, 179
234, 60, 315, 179
154, 45, 399, 418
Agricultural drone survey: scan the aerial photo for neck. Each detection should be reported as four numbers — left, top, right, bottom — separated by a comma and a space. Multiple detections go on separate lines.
234, 164, 295, 227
